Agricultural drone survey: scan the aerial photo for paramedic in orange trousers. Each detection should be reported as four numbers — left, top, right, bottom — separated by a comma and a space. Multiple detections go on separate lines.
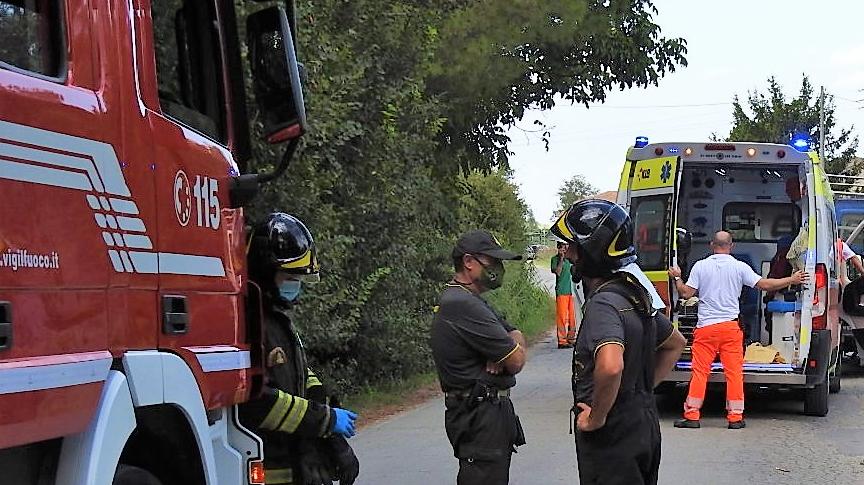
670, 231, 808, 429
552, 241, 577, 348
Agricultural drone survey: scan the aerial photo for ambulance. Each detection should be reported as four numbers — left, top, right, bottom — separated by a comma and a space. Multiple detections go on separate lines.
617, 138, 840, 416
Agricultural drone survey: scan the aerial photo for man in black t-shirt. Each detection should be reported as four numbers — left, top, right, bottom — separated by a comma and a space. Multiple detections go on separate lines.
431, 230, 527, 485
551, 200, 685, 485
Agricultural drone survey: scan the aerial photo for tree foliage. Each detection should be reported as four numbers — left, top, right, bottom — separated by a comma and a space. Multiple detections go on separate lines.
236, 0, 687, 393
556, 174, 598, 216
430, 0, 688, 170
726, 76, 859, 174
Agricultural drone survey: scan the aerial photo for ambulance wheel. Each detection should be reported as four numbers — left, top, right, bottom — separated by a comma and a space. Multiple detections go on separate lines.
829, 360, 842, 394
113, 465, 164, 485
803, 373, 829, 417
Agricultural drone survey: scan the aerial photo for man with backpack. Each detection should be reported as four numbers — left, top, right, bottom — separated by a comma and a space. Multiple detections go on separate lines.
550, 199, 685, 485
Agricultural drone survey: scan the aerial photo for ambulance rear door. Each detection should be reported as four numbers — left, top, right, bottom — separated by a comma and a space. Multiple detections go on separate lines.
623, 155, 683, 310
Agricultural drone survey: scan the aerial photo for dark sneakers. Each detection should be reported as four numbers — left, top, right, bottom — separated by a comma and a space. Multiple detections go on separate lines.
728, 420, 746, 430
673, 418, 701, 429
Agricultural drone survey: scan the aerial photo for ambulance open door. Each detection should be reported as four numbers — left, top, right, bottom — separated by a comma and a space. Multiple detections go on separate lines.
623, 156, 682, 310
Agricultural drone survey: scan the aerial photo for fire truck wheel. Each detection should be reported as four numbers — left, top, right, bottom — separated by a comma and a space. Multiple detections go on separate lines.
113, 465, 164, 485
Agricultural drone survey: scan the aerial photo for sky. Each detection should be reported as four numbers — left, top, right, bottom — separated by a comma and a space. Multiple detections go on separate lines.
508, 0, 864, 224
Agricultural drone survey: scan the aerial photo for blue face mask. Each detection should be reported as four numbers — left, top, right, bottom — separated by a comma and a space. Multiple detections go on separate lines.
278, 280, 303, 302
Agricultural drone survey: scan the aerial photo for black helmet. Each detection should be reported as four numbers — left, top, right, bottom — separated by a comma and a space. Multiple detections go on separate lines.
549, 199, 637, 271
248, 213, 320, 284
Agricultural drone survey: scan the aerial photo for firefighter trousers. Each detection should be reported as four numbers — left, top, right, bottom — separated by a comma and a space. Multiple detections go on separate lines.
444, 395, 525, 485
683, 321, 745, 422
575, 393, 661, 485
556, 294, 577, 345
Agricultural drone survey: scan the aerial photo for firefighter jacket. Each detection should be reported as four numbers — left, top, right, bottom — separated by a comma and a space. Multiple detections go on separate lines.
239, 302, 334, 478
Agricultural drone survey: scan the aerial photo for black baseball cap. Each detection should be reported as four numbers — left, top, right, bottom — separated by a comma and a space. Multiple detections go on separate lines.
453, 230, 522, 261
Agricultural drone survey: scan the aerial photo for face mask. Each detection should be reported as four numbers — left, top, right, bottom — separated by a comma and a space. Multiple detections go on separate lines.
278, 279, 303, 302
567, 246, 583, 284
570, 263, 583, 285
475, 258, 505, 290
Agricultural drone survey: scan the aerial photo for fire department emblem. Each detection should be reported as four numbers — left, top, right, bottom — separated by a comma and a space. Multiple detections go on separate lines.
267, 347, 288, 367
174, 170, 191, 226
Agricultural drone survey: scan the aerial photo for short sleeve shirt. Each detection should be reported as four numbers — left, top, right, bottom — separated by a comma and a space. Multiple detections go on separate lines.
551, 255, 573, 296
686, 254, 762, 327
572, 282, 674, 405
430, 285, 518, 392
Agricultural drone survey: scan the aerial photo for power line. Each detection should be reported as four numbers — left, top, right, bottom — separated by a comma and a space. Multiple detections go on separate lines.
835, 95, 863, 104
591, 102, 732, 109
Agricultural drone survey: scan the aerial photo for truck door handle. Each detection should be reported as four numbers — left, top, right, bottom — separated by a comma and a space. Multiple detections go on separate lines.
162, 295, 189, 335
0, 302, 11, 350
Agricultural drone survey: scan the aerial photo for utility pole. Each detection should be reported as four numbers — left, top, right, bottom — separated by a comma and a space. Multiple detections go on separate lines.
819, 86, 826, 161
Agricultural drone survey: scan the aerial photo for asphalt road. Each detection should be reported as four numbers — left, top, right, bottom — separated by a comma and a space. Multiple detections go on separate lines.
350, 265, 864, 484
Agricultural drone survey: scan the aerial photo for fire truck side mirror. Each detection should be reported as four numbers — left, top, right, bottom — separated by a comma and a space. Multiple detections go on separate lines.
247, 6, 307, 144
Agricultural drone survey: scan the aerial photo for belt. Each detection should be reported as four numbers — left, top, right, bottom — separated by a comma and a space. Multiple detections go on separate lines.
445, 388, 510, 400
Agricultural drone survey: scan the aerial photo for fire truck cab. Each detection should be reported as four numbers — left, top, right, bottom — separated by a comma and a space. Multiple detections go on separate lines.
0, 1, 304, 483
617, 139, 841, 416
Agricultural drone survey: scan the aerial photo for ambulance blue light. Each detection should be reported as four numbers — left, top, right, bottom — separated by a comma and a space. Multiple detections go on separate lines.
634, 136, 649, 148
791, 137, 810, 152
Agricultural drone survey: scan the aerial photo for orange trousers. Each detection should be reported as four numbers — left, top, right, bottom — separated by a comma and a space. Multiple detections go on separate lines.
556, 294, 577, 345
683, 321, 744, 422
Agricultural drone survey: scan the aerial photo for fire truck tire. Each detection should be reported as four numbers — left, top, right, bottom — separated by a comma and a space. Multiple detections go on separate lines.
113, 465, 164, 485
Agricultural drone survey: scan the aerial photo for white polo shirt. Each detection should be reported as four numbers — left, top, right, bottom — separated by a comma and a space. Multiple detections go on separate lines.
685, 254, 763, 327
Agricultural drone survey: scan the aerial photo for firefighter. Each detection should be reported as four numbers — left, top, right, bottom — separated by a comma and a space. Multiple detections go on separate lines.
430, 230, 527, 485
550, 199, 686, 485
670, 231, 807, 429
240, 213, 360, 485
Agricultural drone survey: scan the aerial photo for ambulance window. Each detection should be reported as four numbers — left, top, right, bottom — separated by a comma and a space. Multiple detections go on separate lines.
722, 203, 800, 242
151, 0, 226, 142
0, 0, 65, 79
632, 196, 669, 270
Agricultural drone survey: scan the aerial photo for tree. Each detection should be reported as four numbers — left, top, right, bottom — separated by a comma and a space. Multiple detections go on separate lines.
430, 0, 688, 171
235, 0, 686, 392
726, 76, 859, 174
556, 174, 598, 215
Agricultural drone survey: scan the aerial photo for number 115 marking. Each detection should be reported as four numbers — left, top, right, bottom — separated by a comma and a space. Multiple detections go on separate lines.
192, 176, 220, 229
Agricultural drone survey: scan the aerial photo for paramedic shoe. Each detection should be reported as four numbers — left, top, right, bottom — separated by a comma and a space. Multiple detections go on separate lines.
727, 420, 746, 430
673, 418, 701, 429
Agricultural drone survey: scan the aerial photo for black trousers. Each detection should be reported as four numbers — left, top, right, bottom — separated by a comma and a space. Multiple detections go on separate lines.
444, 396, 524, 485
574, 394, 661, 485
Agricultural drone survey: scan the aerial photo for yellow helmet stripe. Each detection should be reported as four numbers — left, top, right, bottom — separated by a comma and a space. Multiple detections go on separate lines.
280, 249, 312, 270
607, 231, 629, 257
555, 213, 574, 241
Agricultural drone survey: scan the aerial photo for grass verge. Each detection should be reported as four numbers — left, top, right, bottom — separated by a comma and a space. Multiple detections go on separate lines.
346, 262, 555, 425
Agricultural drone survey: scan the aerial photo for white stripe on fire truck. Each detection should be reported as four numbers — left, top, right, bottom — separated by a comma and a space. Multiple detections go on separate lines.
0, 354, 112, 395
158, 253, 226, 277
0, 159, 94, 191
194, 351, 251, 373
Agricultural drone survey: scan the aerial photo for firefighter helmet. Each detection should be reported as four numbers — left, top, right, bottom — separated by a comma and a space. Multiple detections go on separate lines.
249, 213, 320, 283
549, 199, 637, 272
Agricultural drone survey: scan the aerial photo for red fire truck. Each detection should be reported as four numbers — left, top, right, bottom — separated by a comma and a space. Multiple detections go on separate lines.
0, 1, 306, 483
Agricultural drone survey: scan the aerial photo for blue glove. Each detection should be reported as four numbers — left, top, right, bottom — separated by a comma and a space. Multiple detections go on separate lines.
332, 408, 358, 438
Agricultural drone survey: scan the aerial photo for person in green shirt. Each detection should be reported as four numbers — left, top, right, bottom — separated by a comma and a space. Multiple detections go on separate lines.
552, 241, 577, 348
